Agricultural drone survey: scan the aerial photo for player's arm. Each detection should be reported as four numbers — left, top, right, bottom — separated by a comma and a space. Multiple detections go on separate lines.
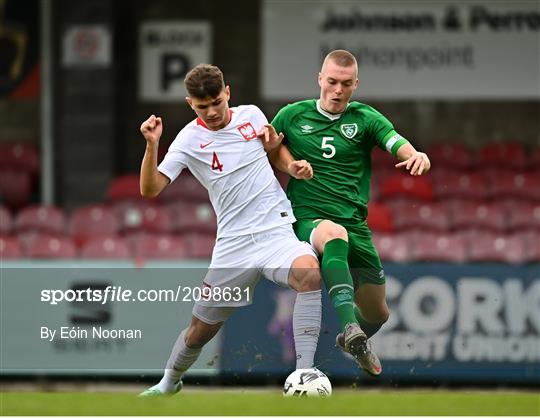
139, 114, 170, 197
395, 142, 431, 176
259, 124, 312, 180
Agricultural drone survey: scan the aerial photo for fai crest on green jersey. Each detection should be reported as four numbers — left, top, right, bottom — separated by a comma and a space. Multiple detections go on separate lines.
340, 123, 358, 139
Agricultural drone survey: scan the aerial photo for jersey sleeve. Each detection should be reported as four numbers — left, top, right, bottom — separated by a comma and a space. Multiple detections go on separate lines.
369, 112, 409, 157
249, 105, 269, 132
270, 104, 292, 142
157, 132, 189, 182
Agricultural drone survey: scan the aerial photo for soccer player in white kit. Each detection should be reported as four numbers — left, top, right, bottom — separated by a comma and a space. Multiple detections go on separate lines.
138, 64, 322, 396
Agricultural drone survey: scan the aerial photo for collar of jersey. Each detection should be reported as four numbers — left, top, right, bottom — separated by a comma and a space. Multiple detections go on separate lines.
316, 99, 350, 121
196, 109, 234, 130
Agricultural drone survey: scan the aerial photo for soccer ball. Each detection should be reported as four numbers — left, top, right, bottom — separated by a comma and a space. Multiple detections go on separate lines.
282, 368, 332, 397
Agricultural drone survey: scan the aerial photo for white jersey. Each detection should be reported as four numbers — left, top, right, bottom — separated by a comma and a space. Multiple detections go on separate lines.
158, 105, 295, 238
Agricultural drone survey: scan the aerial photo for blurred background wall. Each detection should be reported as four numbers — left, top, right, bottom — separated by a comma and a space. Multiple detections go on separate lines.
1, 0, 538, 210
0, 0, 539, 385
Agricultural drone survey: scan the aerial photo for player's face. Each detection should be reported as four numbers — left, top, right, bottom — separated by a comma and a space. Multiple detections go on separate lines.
318, 61, 358, 114
187, 86, 231, 131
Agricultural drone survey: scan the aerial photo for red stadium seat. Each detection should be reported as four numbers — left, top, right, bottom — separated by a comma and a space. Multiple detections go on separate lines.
25, 236, 77, 259
507, 202, 540, 231
380, 174, 434, 202
122, 230, 154, 253
115, 203, 173, 233
132, 234, 188, 259
477, 142, 527, 170
412, 232, 467, 263
450, 202, 507, 232
371, 232, 412, 262
80, 236, 131, 259
69, 205, 119, 245
107, 174, 146, 202
371, 166, 398, 191
371, 148, 396, 170
0, 205, 13, 234
489, 172, 540, 201
159, 171, 209, 203
528, 147, 540, 171
14, 205, 67, 235
0, 236, 22, 259
16, 230, 66, 250
427, 142, 473, 170
515, 230, 540, 262
0, 142, 40, 175
434, 172, 488, 201
466, 232, 526, 264
186, 232, 216, 259
367, 202, 393, 232
173, 202, 217, 234
0, 170, 32, 209
391, 202, 450, 232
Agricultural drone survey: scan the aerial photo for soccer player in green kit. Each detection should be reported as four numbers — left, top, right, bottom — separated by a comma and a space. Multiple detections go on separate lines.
262, 50, 431, 376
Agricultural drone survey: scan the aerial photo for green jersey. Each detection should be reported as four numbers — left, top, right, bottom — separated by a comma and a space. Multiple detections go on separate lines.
272, 99, 408, 225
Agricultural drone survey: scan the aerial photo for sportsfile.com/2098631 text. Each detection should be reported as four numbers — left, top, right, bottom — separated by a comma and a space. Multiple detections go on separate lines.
40, 285, 250, 305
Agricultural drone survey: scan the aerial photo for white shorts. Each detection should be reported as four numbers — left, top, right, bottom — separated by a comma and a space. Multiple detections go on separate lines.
192, 225, 316, 324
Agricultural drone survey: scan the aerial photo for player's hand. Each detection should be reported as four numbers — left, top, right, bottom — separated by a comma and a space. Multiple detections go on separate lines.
395, 152, 431, 176
140, 114, 163, 145
288, 160, 313, 180
257, 124, 284, 151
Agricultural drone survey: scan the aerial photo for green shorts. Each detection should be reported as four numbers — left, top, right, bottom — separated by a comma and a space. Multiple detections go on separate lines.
293, 218, 386, 287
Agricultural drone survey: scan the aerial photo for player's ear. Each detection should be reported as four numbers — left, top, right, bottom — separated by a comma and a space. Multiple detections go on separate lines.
318, 72, 322, 87
186, 97, 194, 109
224, 85, 230, 100
353, 78, 359, 90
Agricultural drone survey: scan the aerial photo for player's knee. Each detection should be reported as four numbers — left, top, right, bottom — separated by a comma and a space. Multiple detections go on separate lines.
291, 256, 321, 292
296, 268, 321, 292
320, 221, 348, 243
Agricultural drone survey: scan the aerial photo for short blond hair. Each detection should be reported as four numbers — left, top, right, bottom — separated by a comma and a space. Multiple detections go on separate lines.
322, 50, 358, 76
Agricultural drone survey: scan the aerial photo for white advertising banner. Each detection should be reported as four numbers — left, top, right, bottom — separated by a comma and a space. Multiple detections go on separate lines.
139, 21, 211, 102
262, 1, 540, 99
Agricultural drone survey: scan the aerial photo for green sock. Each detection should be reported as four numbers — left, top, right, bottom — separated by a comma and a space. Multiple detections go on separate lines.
321, 238, 357, 331
354, 306, 383, 339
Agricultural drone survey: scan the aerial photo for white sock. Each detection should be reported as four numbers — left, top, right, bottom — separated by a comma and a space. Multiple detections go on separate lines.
158, 329, 202, 392
293, 290, 322, 369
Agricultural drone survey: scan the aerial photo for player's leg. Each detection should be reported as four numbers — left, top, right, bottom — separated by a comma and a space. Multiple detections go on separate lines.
295, 219, 367, 354
140, 236, 245, 397
347, 225, 390, 338
336, 226, 388, 375
139, 307, 233, 396
260, 226, 322, 370
286, 254, 322, 369
353, 283, 389, 338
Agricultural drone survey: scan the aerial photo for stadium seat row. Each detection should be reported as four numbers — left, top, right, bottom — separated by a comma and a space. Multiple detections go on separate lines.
0, 202, 217, 242
0, 232, 215, 260
371, 169, 540, 201
372, 142, 540, 170
367, 201, 540, 233
3, 197, 537, 240
1, 229, 537, 263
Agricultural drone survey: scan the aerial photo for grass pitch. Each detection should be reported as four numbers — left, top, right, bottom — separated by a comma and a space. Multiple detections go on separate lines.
1, 390, 539, 415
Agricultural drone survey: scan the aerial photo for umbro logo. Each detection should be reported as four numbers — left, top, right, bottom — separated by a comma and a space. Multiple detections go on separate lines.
200, 141, 214, 149
300, 124, 314, 133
